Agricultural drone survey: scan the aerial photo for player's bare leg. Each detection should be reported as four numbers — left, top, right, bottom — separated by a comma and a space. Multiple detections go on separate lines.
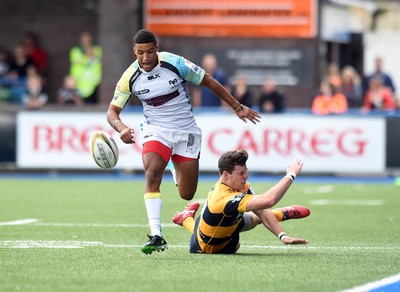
174, 159, 199, 200
142, 152, 166, 192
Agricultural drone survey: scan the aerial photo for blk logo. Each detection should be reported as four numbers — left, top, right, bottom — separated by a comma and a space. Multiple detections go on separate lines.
147, 73, 160, 80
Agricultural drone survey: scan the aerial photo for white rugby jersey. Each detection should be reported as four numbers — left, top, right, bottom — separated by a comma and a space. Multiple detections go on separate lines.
111, 51, 205, 129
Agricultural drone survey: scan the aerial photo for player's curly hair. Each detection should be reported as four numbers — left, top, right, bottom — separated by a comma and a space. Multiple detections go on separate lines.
134, 29, 157, 45
218, 149, 248, 175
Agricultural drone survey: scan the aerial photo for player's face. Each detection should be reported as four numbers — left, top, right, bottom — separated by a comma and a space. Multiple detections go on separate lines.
226, 164, 249, 192
133, 42, 159, 72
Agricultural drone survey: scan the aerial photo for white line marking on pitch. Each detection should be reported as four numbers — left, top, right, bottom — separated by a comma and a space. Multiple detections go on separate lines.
340, 273, 400, 292
0, 240, 104, 249
0, 240, 399, 251
0, 219, 39, 226
310, 199, 384, 206
0, 220, 176, 228
303, 185, 334, 194
32, 222, 177, 228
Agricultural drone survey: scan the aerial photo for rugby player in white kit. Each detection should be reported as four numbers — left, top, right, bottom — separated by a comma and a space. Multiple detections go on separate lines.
106, 29, 261, 254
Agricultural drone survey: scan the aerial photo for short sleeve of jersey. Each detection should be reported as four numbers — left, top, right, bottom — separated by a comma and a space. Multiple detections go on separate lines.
110, 63, 137, 108
224, 193, 253, 214
224, 182, 255, 214
159, 52, 205, 85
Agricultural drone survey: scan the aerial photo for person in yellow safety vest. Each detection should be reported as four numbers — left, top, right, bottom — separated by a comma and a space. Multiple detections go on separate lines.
69, 31, 102, 104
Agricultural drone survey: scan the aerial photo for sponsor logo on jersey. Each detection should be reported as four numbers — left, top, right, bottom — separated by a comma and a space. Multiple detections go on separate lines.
169, 78, 178, 86
134, 89, 150, 95
144, 90, 179, 107
147, 73, 160, 80
184, 59, 201, 74
230, 193, 245, 203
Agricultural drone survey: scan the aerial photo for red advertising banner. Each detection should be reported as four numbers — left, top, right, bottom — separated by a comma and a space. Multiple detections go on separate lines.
17, 112, 385, 173
144, 0, 317, 38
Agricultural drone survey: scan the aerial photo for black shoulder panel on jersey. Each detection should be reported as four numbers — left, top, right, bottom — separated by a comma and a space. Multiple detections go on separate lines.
160, 61, 182, 79
129, 68, 141, 93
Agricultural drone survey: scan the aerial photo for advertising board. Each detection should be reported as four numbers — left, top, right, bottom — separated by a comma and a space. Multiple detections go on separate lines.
145, 0, 317, 38
17, 112, 385, 173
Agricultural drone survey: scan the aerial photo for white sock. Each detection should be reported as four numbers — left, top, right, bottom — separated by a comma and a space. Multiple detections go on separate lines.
144, 197, 162, 237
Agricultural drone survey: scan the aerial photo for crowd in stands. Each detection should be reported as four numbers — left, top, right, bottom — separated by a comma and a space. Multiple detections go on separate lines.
0, 32, 49, 107
311, 57, 398, 115
0, 32, 398, 114
0, 31, 101, 108
190, 53, 398, 115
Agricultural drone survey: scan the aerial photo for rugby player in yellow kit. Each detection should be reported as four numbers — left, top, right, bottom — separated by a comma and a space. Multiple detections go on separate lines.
172, 149, 310, 254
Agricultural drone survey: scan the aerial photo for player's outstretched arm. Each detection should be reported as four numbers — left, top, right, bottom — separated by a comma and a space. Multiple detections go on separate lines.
281, 236, 309, 245
253, 209, 309, 245
246, 158, 304, 212
199, 73, 261, 124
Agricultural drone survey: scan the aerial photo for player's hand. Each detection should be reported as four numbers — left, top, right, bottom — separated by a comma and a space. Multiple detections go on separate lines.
236, 105, 261, 124
120, 127, 135, 144
286, 158, 303, 176
281, 236, 309, 245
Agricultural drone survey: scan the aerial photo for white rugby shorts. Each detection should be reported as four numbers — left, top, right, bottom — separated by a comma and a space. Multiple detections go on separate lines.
141, 123, 202, 159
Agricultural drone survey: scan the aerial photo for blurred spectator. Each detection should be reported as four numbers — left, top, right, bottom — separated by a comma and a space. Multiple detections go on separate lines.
258, 78, 285, 113
230, 75, 254, 108
7, 44, 35, 79
0, 47, 11, 77
70, 31, 102, 104
192, 53, 227, 107
363, 77, 395, 112
57, 75, 83, 105
22, 31, 49, 77
21, 74, 48, 109
325, 62, 342, 90
311, 81, 348, 115
6, 44, 36, 103
340, 66, 363, 108
363, 57, 396, 95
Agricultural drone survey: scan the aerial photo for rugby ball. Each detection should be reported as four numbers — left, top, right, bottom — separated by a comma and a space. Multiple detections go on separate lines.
89, 131, 119, 169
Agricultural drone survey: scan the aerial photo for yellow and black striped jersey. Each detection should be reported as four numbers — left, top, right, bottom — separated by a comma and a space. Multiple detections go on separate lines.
196, 180, 255, 254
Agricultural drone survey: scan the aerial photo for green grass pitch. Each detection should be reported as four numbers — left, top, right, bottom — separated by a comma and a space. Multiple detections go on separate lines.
0, 177, 399, 292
